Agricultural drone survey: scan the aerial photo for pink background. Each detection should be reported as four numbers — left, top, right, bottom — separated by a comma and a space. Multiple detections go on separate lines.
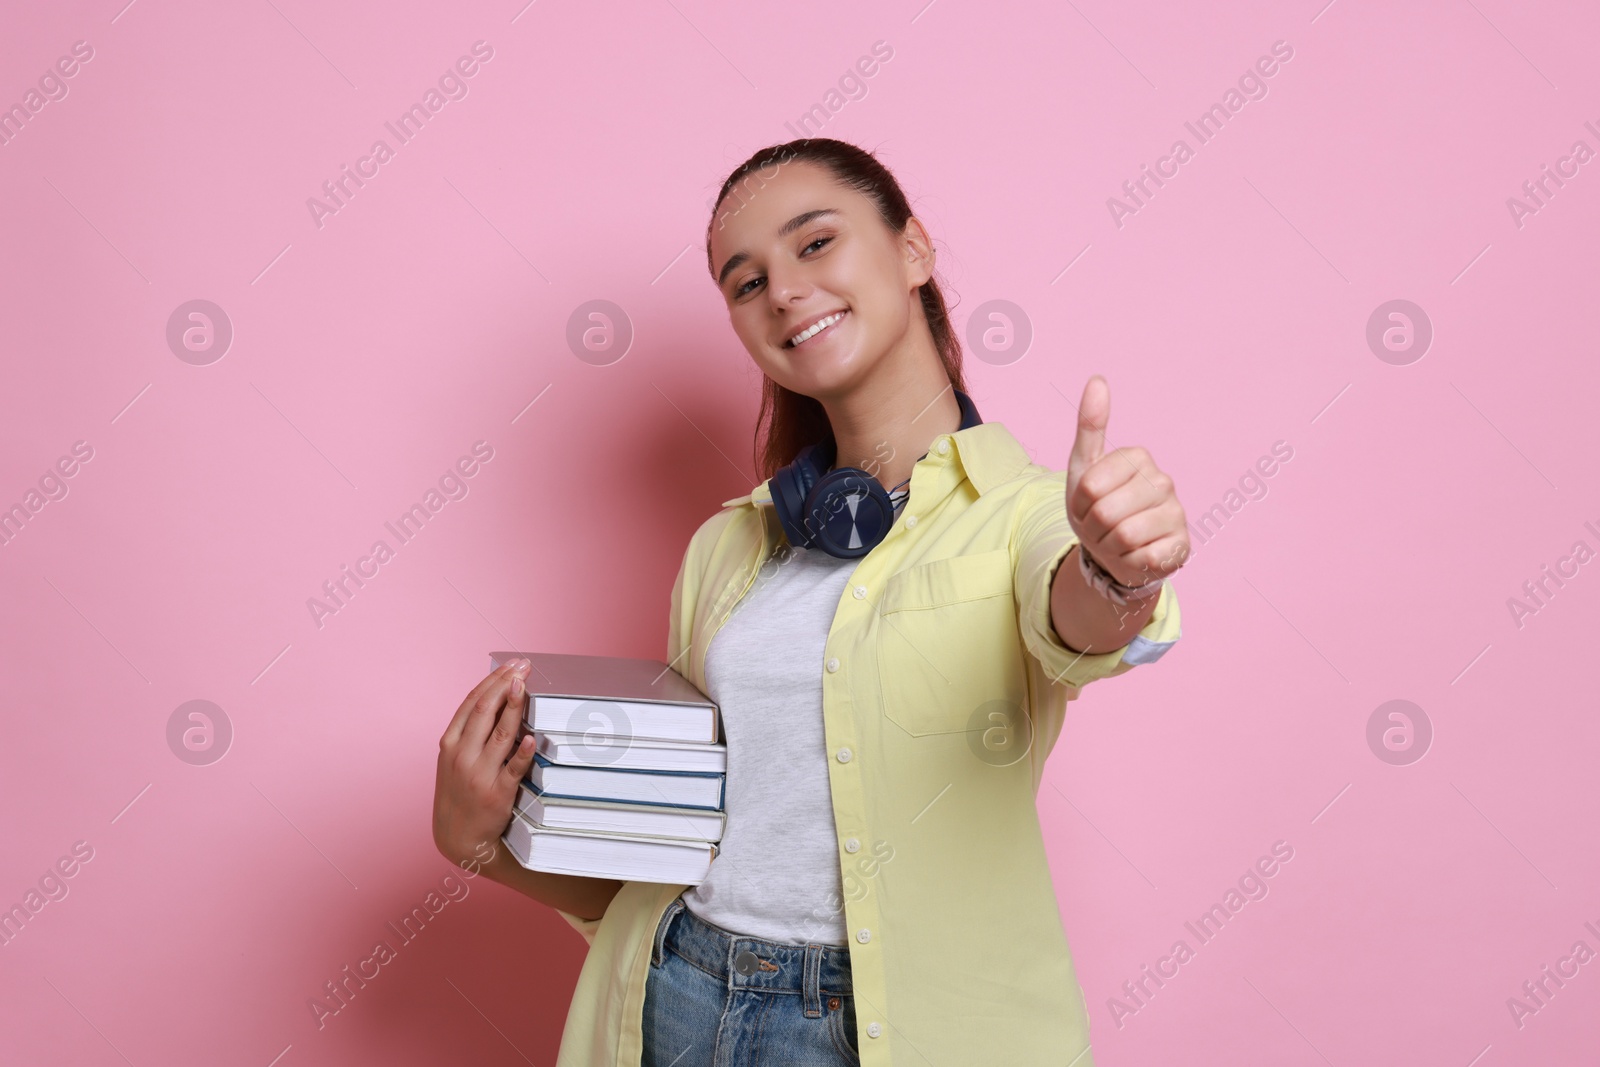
2, 0, 1597, 1063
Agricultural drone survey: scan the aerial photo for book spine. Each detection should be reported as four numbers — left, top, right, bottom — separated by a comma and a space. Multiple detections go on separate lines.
533, 787, 726, 811
537, 754, 724, 779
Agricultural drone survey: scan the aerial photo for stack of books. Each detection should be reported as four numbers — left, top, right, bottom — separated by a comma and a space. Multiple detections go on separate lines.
490, 651, 725, 885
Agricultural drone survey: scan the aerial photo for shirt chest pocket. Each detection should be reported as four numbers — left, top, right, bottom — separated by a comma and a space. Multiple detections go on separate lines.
874, 548, 1027, 738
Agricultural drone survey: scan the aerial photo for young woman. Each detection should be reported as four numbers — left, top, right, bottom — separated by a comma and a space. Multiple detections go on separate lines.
433, 138, 1188, 1067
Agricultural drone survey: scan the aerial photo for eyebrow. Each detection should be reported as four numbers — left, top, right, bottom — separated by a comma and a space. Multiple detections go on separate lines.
715, 208, 841, 288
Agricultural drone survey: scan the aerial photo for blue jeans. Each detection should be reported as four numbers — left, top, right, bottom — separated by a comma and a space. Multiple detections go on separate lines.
641, 896, 859, 1067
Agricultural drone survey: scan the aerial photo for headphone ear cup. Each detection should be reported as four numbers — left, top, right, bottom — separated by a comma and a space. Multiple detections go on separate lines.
804, 468, 895, 559
772, 443, 825, 549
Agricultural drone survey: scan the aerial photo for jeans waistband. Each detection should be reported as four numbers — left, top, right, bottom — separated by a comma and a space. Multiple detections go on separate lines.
654, 897, 854, 1000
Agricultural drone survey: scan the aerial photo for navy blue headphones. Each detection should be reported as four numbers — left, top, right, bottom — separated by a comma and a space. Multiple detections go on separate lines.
771, 388, 983, 559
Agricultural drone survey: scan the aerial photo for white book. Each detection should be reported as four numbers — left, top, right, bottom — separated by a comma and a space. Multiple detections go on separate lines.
503, 810, 718, 885
529, 753, 725, 810
489, 650, 719, 744
516, 782, 725, 843
536, 732, 727, 773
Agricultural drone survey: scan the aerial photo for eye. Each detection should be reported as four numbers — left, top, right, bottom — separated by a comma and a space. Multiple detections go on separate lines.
731, 235, 834, 299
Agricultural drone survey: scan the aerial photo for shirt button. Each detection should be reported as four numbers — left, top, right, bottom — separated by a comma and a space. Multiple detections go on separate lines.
866, 1022, 883, 1038
852, 585, 867, 599
935, 438, 950, 456
825, 657, 840, 673
836, 747, 852, 763
904, 514, 917, 528
844, 837, 860, 853
856, 928, 871, 943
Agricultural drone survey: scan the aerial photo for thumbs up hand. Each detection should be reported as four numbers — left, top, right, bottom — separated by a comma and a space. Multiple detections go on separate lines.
1064, 375, 1190, 589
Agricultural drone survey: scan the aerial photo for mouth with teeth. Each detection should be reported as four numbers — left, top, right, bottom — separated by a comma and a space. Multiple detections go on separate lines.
785, 310, 849, 349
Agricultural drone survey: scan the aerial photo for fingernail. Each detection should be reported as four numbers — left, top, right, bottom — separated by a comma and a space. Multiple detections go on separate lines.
510, 676, 523, 699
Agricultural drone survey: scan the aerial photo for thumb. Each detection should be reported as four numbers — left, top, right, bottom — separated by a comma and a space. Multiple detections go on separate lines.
1067, 375, 1110, 490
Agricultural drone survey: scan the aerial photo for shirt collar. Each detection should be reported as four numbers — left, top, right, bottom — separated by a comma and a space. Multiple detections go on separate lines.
719, 421, 1034, 510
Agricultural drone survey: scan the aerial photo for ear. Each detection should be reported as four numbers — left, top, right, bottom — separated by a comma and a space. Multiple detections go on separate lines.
903, 215, 937, 287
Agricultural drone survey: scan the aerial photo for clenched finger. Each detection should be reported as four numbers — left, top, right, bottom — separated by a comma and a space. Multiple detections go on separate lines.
441, 662, 515, 750
479, 670, 529, 773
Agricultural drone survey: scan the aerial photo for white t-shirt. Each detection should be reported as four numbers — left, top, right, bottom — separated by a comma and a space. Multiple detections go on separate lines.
683, 543, 857, 945
683, 486, 909, 945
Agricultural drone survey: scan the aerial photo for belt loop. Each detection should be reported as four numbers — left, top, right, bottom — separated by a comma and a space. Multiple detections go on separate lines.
802, 943, 823, 1018
652, 897, 685, 968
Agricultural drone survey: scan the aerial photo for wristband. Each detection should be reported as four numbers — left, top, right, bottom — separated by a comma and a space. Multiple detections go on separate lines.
1076, 543, 1165, 606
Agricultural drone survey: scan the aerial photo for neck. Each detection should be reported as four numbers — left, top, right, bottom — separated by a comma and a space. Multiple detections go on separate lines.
818, 328, 962, 493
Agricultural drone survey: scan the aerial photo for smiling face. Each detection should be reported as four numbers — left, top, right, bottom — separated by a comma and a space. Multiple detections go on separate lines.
708, 160, 935, 403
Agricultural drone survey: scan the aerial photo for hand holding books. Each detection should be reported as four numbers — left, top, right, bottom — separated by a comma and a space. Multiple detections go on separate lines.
432, 657, 538, 870
488, 651, 727, 885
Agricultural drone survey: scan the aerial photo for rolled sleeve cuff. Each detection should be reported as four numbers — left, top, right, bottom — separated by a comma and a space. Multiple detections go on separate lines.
1017, 500, 1182, 690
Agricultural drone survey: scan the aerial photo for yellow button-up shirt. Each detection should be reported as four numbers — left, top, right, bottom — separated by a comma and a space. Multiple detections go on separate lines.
551, 419, 1181, 1066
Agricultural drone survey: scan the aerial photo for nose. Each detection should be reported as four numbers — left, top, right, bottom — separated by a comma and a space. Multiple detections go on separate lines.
766, 260, 812, 308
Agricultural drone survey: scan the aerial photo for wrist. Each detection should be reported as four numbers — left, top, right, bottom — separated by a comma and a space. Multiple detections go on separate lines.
441, 834, 507, 880
1076, 542, 1164, 606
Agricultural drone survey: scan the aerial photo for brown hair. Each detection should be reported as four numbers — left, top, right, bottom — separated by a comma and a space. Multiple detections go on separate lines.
704, 138, 967, 481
